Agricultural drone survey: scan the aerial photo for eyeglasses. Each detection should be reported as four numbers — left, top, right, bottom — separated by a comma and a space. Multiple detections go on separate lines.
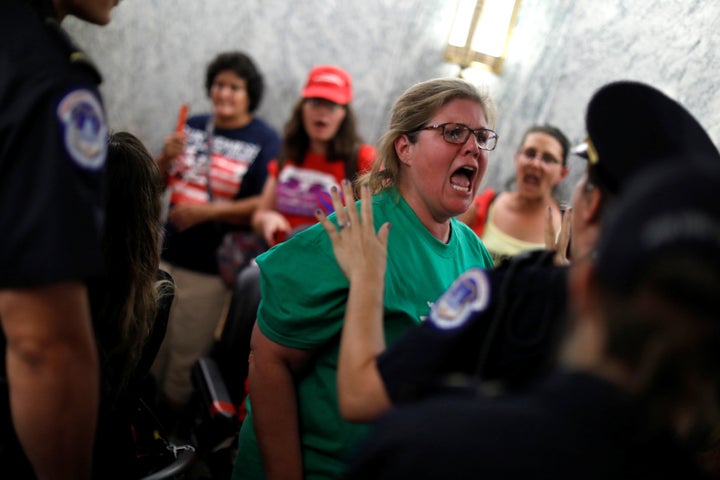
518, 148, 562, 165
410, 123, 498, 151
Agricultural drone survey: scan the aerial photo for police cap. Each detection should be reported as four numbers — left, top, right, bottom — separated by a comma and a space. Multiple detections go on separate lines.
574, 80, 720, 194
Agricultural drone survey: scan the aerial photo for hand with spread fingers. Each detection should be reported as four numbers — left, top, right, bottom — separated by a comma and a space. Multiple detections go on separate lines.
316, 179, 391, 283
316, 179, 394, 424
545, 205, 572, 265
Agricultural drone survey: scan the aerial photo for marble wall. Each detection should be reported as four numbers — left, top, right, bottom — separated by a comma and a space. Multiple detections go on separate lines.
65, 0, 720, 204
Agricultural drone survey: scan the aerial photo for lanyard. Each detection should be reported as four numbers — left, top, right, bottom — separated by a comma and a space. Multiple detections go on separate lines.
203, 117, 215, 201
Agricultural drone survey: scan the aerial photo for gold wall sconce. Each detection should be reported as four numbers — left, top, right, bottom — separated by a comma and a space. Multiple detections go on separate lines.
445, 0, 522, 74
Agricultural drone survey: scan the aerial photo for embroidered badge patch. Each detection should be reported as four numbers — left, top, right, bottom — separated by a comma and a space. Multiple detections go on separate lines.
57, 89, 107, 170
429, 268, 491, 330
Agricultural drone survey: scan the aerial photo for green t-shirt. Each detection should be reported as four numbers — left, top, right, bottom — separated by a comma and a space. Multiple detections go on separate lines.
232, 187, 493, 480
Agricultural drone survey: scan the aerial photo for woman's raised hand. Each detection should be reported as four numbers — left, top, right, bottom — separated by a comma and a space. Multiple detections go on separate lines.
315, 179, 390, 282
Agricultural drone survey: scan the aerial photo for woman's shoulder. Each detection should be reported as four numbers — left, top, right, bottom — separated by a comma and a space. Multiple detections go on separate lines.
257, 223, 331, 263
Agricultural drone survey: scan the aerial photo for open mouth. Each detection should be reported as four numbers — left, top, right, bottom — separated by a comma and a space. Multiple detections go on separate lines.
450, 166, 476, 192
523, 173, 540, 186
314, 120, 328, 128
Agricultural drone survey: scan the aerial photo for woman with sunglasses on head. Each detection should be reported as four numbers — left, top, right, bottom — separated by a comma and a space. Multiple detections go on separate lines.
231, 77, 496, 480
458, 125, 570, 264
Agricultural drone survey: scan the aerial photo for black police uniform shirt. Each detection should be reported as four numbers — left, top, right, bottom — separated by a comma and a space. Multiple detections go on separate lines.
0, 0, 107, 474
0, 1, 107, 289
346, 371, 707, 480
378, 249, 568, 402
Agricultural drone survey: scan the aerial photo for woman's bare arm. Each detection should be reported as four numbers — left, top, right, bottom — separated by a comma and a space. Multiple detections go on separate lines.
0, 282, 99, 480
545, 204, 573, 265
315, 180, 393, 422
251, 176, 292, 245
248, 323, 311, 480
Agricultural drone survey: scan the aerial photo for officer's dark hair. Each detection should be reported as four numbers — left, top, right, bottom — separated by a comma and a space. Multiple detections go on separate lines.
205, 51, 264, 113
517, 124, 571, 167
580, 157, 632, 223
596, 252, 720, 443
27, 0, 57, 19
574, 162, 609, 220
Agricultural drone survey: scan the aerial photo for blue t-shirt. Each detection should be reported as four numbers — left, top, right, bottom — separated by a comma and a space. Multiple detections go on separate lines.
162, 114, 280, 274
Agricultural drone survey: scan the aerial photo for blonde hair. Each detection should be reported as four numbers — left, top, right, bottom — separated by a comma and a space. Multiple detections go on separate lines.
358, 77, 496, 193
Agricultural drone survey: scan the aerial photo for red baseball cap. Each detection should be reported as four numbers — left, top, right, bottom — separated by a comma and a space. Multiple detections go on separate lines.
301, 65, 353, 105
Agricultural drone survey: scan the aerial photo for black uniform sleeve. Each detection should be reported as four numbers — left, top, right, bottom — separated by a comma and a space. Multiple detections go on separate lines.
378, 266, 500, 403
378, 250, 570, 403
0, 6, 106, 288
345, 394, 540, 480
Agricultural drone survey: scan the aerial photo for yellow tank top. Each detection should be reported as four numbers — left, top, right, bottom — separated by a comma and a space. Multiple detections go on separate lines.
480, 203, 545, 265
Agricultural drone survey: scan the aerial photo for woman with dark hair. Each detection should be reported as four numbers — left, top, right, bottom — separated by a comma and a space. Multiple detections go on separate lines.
91, 131, 175, 479
97, 132, 172, 397
251, 65, 376, 245
458, 124, 570, 264
151, 51, 280, 421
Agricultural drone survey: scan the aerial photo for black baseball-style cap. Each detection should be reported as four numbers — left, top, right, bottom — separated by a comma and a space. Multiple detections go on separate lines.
595, 163, 720, 292
574, 80, 720, 194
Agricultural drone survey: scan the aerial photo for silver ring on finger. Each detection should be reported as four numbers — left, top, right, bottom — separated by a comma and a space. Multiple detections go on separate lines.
338, 220, 351, 229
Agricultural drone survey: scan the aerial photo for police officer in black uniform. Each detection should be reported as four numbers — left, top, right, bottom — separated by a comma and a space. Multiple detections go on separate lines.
326, 80, 720, 425
338, 82, 720, 479
0, 0, 119, 478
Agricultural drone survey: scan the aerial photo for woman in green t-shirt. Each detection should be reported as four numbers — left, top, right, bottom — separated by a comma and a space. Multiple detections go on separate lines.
232, 77, 498, 480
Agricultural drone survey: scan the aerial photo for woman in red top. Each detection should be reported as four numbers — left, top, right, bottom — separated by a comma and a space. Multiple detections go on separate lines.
252, 65, 376, 245
212, 66, 376, 424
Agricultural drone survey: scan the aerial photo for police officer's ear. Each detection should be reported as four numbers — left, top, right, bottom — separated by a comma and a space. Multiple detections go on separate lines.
579, 181, 604, 226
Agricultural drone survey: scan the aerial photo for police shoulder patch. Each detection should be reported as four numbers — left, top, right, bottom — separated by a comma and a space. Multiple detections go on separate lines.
429, 268, 491, 330
57, 89, 107, 170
